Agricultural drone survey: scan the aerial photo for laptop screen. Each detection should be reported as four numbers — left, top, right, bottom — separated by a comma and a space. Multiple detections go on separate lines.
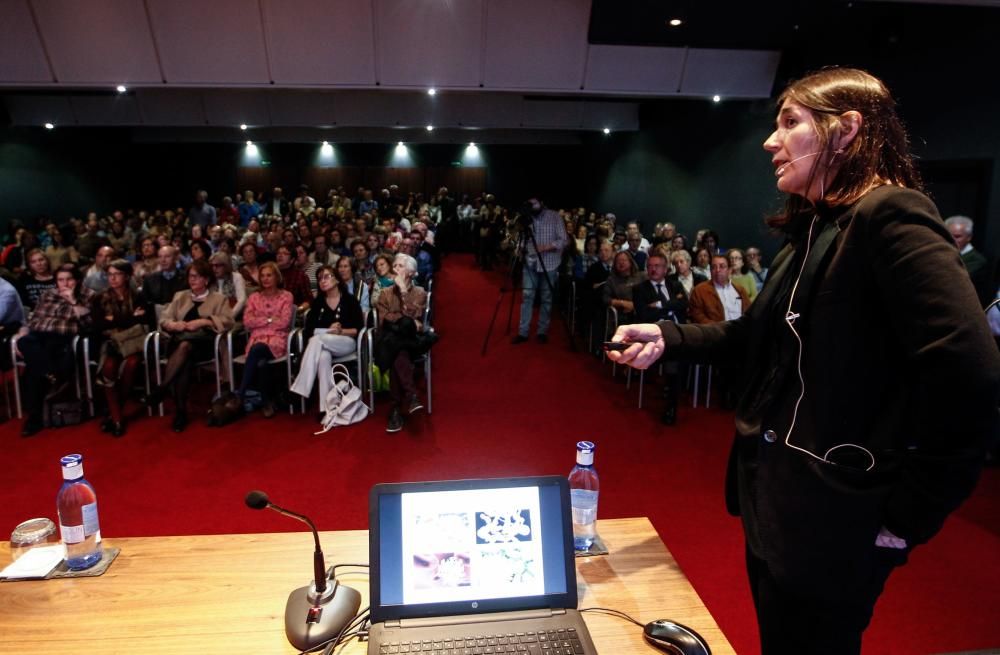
369, 476, 577, 624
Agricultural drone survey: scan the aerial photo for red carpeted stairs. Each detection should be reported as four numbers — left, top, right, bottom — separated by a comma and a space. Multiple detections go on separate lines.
4, 255, 999, 655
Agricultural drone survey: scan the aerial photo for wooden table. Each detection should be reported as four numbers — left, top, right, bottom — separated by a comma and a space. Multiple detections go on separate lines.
0, 517, 735, 654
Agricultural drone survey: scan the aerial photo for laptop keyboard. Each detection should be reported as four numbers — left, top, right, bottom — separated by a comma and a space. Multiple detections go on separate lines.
379, 628, 586, 655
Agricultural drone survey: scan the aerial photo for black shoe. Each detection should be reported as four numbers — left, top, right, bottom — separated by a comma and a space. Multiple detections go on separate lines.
172, 412, 188, 433
21, 418, 43, 438
511, 335, 529, 345
386, 407, 404, 433
536, 334, 548, 344
407, 394, 424, 415
111, 421, 126, 438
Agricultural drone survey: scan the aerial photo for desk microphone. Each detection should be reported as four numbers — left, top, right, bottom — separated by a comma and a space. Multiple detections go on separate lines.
245, 490, 362, 651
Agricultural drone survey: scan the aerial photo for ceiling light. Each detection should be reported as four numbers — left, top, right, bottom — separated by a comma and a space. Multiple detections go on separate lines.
426, 125, 434, 132
322, 141, 329, 146
469, 142, 476, 147
246, 140, 253, 146
712, 95, 721, 103
240, 124, 248, 131
44, 122, 54, 130
668, 18, 682, 27
603, 127, 611, 135
397, 141, 404, 146
427, 88, 437, 96
116, 84, 127, 93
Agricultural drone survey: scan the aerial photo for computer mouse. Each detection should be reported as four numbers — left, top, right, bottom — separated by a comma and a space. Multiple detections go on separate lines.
643, 619, 711, 655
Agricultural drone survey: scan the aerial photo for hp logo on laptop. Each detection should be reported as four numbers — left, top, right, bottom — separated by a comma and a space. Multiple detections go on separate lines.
471, 602, 479, 609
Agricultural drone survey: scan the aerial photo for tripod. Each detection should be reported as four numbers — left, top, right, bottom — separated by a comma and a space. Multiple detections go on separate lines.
481, 213, 575, 356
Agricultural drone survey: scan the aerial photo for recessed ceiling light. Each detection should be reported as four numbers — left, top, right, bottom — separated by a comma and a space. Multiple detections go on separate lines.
116, 84, 127, 93
322, 141, 329, 147
246, 140, 253, 146
469, 142, 476, 147
428, 88, 437, 96
44, 122, 54, 130
240, 124, 248, 131
397, 141, 404, 146
603, 127, 611, 135
668, 18, 682, 27
712, 95, 721, 103
426, 125, 434, 132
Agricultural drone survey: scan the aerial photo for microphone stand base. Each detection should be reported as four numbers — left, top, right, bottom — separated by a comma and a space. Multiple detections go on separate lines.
285, 582, 362, 651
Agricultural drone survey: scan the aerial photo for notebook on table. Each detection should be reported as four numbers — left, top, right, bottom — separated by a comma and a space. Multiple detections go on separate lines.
368, 476, 598, 655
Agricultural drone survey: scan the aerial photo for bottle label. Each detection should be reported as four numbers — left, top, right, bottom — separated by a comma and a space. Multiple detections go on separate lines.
60, 523, 85, 544
82, 502, 100, 537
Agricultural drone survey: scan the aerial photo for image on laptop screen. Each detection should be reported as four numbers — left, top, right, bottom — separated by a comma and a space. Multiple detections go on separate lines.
371, 477, 573, 622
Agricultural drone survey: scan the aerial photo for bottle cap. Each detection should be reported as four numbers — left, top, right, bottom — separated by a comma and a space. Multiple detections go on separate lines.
575, 441, 595, 466
60, 454, 84, 480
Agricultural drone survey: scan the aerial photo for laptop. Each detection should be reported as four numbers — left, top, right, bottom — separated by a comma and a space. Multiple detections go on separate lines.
368, 476, 598, 655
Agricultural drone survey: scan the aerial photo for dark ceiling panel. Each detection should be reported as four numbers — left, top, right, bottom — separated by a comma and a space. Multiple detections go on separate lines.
0, 0, 53, 82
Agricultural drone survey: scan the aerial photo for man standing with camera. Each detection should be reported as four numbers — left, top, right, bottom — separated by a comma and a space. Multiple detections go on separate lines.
512, 197, 567, 345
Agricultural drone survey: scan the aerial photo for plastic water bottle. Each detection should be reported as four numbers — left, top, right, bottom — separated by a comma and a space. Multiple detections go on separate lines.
569, 441, 599, 551
56, 454, 103, 570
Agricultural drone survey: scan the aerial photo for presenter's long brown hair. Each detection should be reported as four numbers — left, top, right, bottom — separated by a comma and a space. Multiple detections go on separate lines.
769, 67, 923, 227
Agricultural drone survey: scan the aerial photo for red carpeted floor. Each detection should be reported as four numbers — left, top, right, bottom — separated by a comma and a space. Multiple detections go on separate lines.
4, 255, 999, 654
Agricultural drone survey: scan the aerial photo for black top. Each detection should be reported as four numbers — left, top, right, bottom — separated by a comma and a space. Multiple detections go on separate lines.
17, 275, 56, 310
303, 289, 364, 341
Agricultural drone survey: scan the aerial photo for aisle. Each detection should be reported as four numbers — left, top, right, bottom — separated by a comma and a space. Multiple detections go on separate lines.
4, 255, 999, 655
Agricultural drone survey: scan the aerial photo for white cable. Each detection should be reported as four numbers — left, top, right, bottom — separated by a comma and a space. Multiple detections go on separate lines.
782, 215, 876, 472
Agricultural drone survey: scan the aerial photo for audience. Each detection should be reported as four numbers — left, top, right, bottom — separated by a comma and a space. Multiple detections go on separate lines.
19, 265, 94, 436
238, 262, 293, 418
17, 249, 56, 311
210, 251, 247, 317
142, 246, 187, 307
91, 260, 154, 437
726, 248, 758, 303
291, 264, 365, 416
146, 260, 234, 432
689, 255, 749, 324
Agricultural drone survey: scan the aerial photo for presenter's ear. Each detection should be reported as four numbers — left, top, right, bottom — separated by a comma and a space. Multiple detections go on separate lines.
836, 111, 863, 150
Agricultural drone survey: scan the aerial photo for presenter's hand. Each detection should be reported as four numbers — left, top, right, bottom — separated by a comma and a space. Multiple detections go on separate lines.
606, 323, 664, 370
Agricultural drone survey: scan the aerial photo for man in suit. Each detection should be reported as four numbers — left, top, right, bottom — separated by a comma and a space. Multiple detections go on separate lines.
668, 249, 708, 306
689, 255, 750, 324
945, 215, 991, 307
141, 246, 186, 307
634, 251, 687, 424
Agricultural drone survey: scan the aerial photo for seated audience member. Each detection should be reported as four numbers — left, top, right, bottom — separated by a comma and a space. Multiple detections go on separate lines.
625, 221, 650, 252
668, 249, 707, 303
584, 241, 615, 350
76, 215, 109, 261
239, 241, 262, 293
634, 252, 688, 324
142, 246, 187, 307
44, 227, 80, 270
699, 229, 721, 256
692, 247, 711, 279
689, 255, 749, 324
623, 235, 647, 270
632, 251, 687, 425
745, 247, 768, 293
335, 256, 371, 314
408, 233, 434, 284
4, 230, 39, 275
581, 235, 600, 272
374, 254, 429, 434
237, 262, 293, 418
309, 233, 339, 267
210, 252, 247, 317
107, 220, 130, 255
16, 249, 56, 311
132, 236, 159, 286
83, 245, 115, 293
19, 265, 94, 437
146, 260, 235, 432
603, 251, 645, 323
91, 260, 155, 437
726, 248, 758, 302
290, 264, 365, 415
189, 239, 212, 264
294, 184, 317, 216
352, 240, 374, 284
370, 254, 396, 305
945, 214, 992, 307
0, 277, 26, 371
276, 244, 312, 308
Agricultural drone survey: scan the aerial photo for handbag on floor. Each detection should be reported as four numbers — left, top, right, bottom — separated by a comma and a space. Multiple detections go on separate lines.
43, 397, 84, 428
315, 364, 370, 434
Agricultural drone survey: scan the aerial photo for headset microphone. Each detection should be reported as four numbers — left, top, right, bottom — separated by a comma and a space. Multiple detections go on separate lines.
776, 152, 821, 175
